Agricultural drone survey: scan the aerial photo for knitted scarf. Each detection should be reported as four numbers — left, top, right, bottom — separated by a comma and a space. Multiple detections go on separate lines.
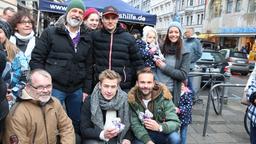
90, 83, 130, 143
10, 31, 35, 61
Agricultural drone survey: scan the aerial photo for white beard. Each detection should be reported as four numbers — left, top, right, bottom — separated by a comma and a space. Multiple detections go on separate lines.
66, 17, 82, 27
38, 96, 51, 103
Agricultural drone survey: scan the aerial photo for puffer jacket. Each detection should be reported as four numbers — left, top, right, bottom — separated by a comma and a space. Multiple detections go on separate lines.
91, 24, 144, 92
128, 83, 180, 143
30, 21, 93, 93
3, 90, 75, 144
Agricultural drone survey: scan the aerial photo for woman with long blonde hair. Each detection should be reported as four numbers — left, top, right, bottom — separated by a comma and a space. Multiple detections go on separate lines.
0, 20, 29, 108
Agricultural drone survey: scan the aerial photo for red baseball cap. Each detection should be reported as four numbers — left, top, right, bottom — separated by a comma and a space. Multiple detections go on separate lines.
102, 6, 118, 17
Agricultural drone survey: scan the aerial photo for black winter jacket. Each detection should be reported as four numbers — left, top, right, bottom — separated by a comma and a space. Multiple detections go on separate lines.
91, 25, 144, 91
30, 24, 93, 93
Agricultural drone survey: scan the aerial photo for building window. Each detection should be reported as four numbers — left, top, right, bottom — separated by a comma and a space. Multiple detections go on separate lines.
201, 14, 204, 24
181, 17, 183, 25
210, 0, 222, 18
190, 0, 193, 6
197, 14, 200, 24
190, 16, 193, 25
235, 0, 241, 12
248, 0, 256, 12
227, 0, 233, 13
186, 16, 189, 25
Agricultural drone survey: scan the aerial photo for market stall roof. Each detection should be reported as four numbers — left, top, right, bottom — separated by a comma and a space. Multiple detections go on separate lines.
39, 0, 157, 25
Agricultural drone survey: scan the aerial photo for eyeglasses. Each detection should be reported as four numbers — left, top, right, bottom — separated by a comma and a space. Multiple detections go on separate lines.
30, 84, 52, 91
19, 20, 32, 25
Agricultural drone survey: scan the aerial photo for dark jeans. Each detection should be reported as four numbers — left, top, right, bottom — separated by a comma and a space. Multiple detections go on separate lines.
52, 88, 83, 133
133, 130, 180, 144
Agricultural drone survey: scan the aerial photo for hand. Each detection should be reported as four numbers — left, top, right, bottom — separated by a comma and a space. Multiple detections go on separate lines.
6, 89, 13, 101
149, 47, 157, 54
175, 107, 180, 114
146, 140, 155, 144
122, 139, 131, 144
82, 93, 89, 102
104, 127, 119, 139
143, 119, 160, 131
155, 59, 166, 69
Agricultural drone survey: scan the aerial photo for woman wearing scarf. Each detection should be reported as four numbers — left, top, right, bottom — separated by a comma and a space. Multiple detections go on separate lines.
154, 21, 190, 106
80, 69, 132, 144
9, 10, 36, 62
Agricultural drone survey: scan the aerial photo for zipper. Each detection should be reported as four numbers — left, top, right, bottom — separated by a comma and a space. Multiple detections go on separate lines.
108, 33, 113, 70
41, 106, 49, 144
123, 66, 126, 82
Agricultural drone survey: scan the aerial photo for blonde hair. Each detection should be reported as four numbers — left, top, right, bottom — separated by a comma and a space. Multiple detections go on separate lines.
142, 26, 158, 45
99, 69, 121, 84
3, 39, 20, 62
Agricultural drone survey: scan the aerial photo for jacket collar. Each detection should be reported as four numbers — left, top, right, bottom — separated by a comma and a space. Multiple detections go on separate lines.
128, 83, 172, 103
19, 89, 54, 106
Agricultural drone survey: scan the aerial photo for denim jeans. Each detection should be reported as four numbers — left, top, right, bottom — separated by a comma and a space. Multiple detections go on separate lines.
133, 130, 180, 144
52, 88, 83, 133
180, 125, 188, 144
251, 122, 256, 144
188, 76, 195, 99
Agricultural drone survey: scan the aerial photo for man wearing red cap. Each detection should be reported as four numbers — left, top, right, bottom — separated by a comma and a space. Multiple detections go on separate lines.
30, 0, 93, 138
91, 6, 144, 92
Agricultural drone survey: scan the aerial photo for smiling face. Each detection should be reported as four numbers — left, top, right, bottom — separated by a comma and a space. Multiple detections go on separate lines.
137, 73, 155, 99
66, 8, 84, 28
84, 13, 100, 30
168, 26, 180, 43
15, 16, 33, 36
99, 78, 119, 100
102, 14, 118, 32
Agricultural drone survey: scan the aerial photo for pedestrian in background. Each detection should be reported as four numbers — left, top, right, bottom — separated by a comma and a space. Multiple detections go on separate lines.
184, 27, 202, 102
80, 69, 132, 144
91, 5, 144, 92
9, 10, 36, 62
154, 21, 190, 106
30, 0, 93, 139
176, 81, 192, 144
83, 8, 100, 31
0, 7, 16, 22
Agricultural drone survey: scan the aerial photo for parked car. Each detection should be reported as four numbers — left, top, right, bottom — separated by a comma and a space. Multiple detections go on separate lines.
200, 40, 218, 50
194, 50, 229, 84
219, 49, 249, 76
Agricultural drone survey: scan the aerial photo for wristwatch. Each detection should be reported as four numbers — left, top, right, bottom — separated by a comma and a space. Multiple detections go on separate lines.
158, 125, 163, 132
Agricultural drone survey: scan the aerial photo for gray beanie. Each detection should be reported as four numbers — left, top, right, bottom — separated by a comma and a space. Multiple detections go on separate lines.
0, 20, 12, 39
168, 21, 184, 36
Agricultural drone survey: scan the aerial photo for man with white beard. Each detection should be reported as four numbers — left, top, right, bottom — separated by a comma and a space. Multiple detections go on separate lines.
29, 0, 93, 140
4, 69, 75, 144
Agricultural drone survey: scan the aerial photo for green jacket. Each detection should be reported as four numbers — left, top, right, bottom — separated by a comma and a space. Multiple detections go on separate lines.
128, 83, 180, 143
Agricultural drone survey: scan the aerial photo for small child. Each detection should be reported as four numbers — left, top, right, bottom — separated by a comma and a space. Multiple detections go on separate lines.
176, 81, 193, 144
137, 26, 165, 68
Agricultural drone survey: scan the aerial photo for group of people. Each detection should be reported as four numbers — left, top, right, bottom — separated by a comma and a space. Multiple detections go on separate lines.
0, 0, 204, 143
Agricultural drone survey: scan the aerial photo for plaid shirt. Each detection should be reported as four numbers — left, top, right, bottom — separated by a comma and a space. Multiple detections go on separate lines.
246, 77, 256, 126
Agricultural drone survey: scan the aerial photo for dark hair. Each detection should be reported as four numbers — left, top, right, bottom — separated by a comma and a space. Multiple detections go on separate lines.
162, 27, 183, 59
3, 7, 15, 14
9, 10, 35, 33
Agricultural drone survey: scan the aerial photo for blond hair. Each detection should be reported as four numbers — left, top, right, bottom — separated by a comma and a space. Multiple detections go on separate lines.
3, 39, 19, 61
99, 69, 121, 84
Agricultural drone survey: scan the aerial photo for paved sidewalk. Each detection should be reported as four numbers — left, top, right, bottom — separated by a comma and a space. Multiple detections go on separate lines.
187, 95, 250, 144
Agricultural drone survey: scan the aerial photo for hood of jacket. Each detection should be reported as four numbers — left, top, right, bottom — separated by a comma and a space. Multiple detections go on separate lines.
128, 83, 172, 103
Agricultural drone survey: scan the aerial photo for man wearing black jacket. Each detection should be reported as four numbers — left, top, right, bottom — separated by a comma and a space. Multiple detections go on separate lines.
29, 0, 92, 135
91, 6, 144, 92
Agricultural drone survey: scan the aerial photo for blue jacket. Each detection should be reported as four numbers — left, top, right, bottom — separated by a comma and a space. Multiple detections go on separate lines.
184, 38, 202, 69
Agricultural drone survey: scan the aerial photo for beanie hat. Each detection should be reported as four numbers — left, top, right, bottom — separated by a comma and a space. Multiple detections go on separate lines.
66, 0, 85, 13
168, 21, 184, 36
83, 8, 99, 20
0, 20, 12, 39
142, 26, 158, 43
